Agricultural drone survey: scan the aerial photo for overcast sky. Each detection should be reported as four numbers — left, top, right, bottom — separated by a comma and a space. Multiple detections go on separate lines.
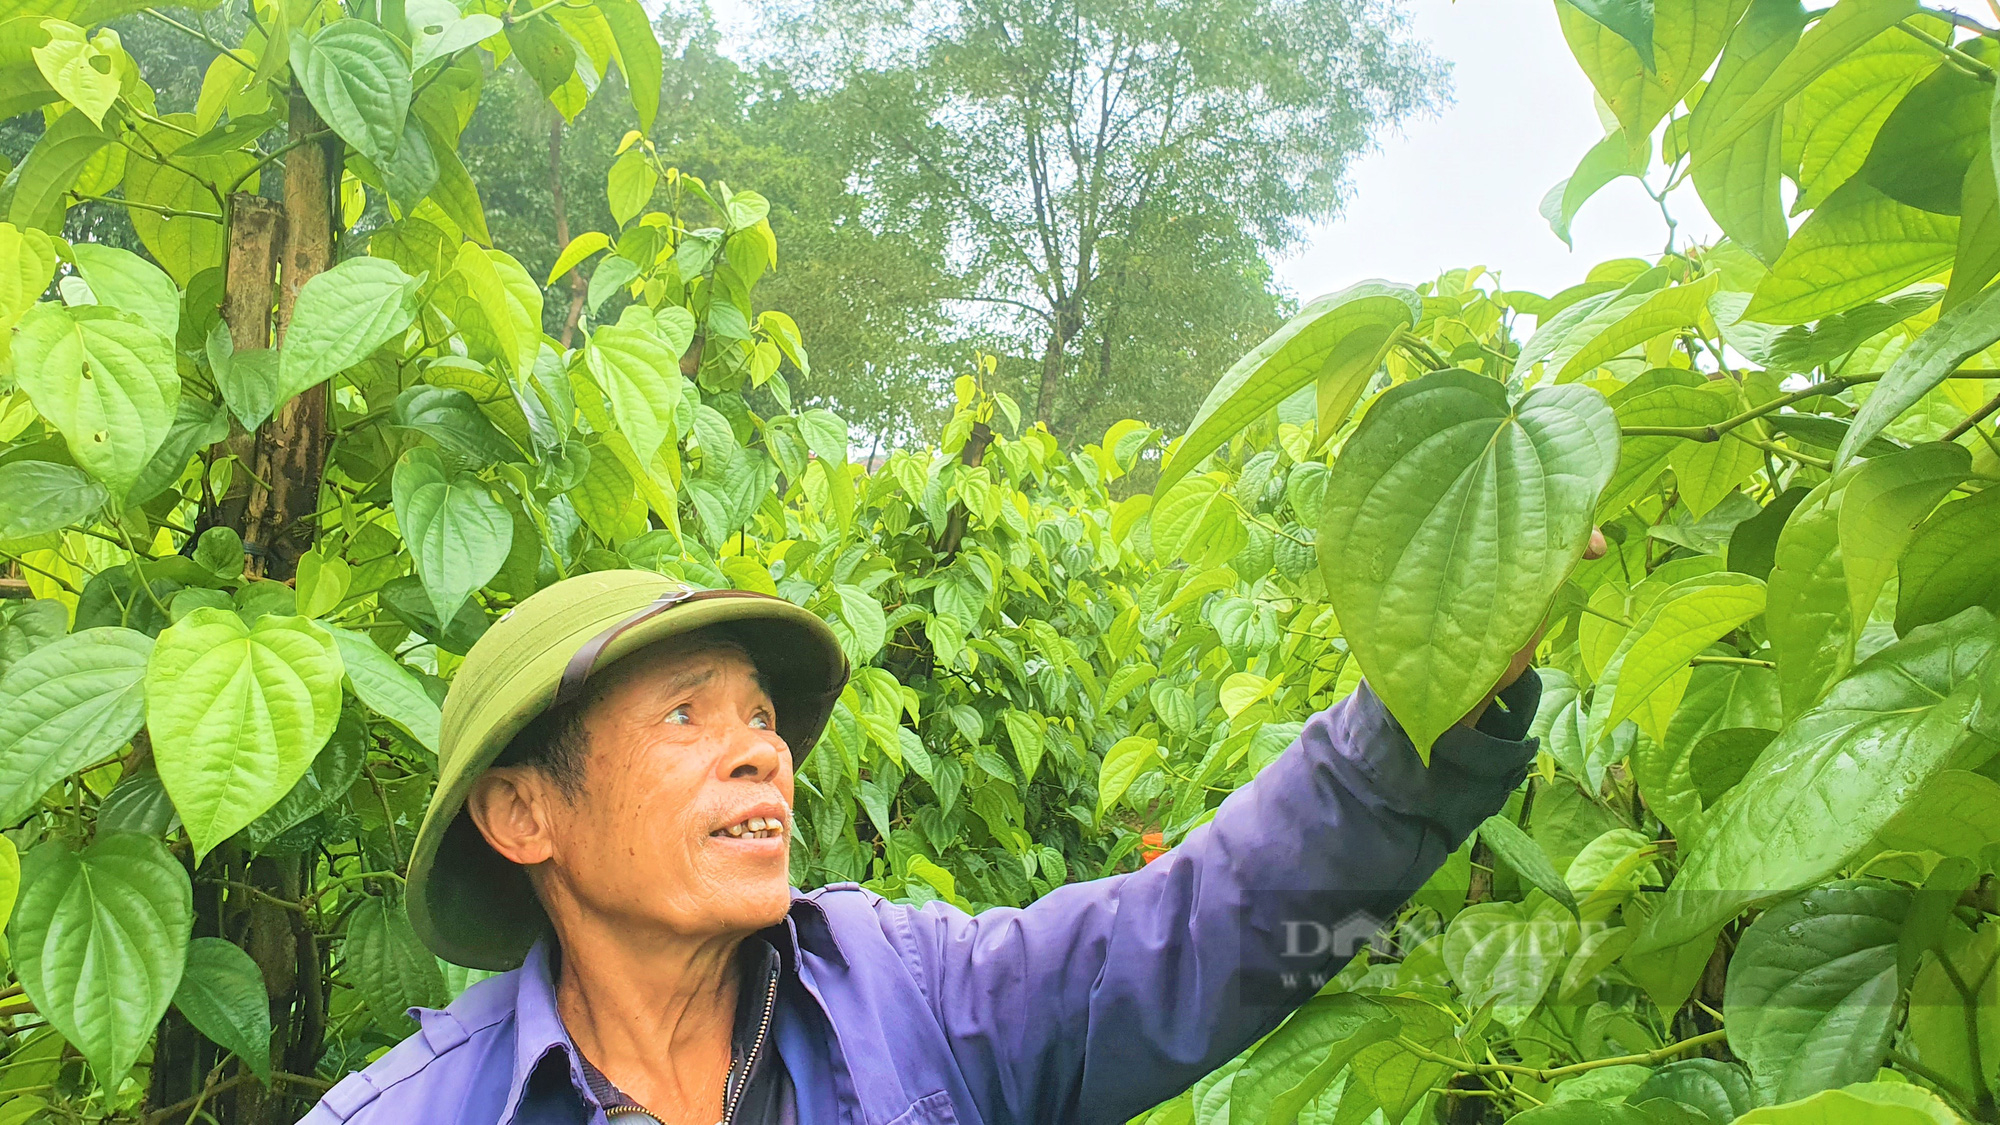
1272, 0, 1722, 303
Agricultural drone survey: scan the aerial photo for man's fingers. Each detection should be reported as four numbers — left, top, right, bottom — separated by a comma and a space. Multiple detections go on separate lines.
1584, 526, 1607, 560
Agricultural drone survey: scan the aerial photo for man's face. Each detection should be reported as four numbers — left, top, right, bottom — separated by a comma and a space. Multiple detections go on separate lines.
477, 640, 797, 942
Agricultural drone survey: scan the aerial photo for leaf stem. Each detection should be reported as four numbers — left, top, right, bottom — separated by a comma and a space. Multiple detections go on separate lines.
1389, 1028, 1727, 1083
1887, 1050, 1980, 1116
1898, 19, 1998, 81
1728, 431, 1830, 470
1944, 389, 2000, 441
0, 552, 79, 595
1689, 655, 1774, 668
142, 8, 258, 72
226, 128, 336, 196
68, 191, 223, 223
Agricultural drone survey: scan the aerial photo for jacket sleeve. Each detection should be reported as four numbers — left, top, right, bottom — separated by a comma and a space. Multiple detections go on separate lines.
872, 674, 1540, 1125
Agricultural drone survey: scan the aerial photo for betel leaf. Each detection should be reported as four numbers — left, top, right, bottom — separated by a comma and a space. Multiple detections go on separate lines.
1834, 442, 1966, 637
344, 895, 444, 1034
1097, 735, 1159, 817
599, 0, 661, 133
327, 627, 441, 754
1230, 994, 1398, 1125
1347, 996, 1459, 1122
0, 627, 151, 826
1319, 370, 1618, 757
1543, 129, 1650, 248
146, 609, 345, 860
1745, 180, 1958, 325
1590, 573, 1766, 746
245, 709, 365, 853
1786, 16, 1939, 215
4, 107, 108, 235
123, 116, 256, 285
1556, 0, 1740, 157
1556, 274, 1720, 383
69, 243, 178, 341
1731, 1083, 1963, 1125
0, 461, 105, 541
1441, 898, 1572, 1023
1766, 475, 1851, 718
276, 257, 421, 408
10, 304, 180, 500
1724, 879, 1910, 1101
1155, 282, 1419, 494
1479, 815, 1580, 915
1635, 607, 1996, 953
1858, 40, 1993, 215
10, 834, 192, 1088
391, 385, 520, 465
545, 230, 610, 286
294, 21, 411, 165
1837, 284, 2000, 466
393, 448, 512, 626
1689, 0, 1806, 265
1875, 769, 2000, 858
1693, 0, 1920, 159
172, 937, 272, 1080
1565, 0, 1654, 68
587, 321, 685, 466
1629, 1060, 1757, 1125
0, 222, 58, 338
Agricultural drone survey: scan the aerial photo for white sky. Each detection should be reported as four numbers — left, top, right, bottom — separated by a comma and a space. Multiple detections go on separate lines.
1273, 0, 1721, 303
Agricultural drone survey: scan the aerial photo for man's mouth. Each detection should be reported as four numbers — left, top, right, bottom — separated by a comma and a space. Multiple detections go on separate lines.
713, 815, 785, 840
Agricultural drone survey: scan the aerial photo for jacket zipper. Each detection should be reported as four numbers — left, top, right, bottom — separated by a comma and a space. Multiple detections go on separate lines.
721, 958, 780, 1125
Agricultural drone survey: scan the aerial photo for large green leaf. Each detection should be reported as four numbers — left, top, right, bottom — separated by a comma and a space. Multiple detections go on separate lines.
122, 116, 255, 286
245, 709, 366, 852
1558, 0, 1745, 153
0, 628, 150, 825
1858, 43, 1993, 215
1690, 0, 1805, 264
1629, 1060, 1757, 1124
600, 0, 661, 133
1157, 282, 1419, 494
294, 21, 411, 164
69, 243, 178, 341
1837, 285, 2000, 466
1745, 181, 1957, 325
0, 460, 105, 541
1556, 274, 1719, 382
1480, 814, 1580, 915
327, 627, 441, 754
1319, 369, 1619, 756
0, 222, 58, 341
1635, 607, 1996, 953
1645, 662, 1783, 838
344, 895, 444, 1034
1730, 1083, 1963, 1125
172, 937, 272, 1080
1874, 769, 2000, 857
10, 304, 180, 499
1784, 19, 1941, 213
1766, 476, 1851, 717
146, 609, 345, 859
9, 834, 192, 1088
1441, 898, 1571, 1023
587, 322, 685, 466
276, 257, 421, 408
1693, 0, 1919, 158
1097, 735, 1159, 817
1230, 994, 1398, 1125
1725, 880, 1909, 1100
1589, 573, 1766, 745
392, 448, 512, 625
1347, 996, 1460, 1122
391, 385, 520, 465
1905, 919, 2000, 1098
1834, 442, 1966, 637
3, 108, 108, 235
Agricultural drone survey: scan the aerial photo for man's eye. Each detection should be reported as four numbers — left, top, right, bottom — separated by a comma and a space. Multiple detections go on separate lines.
749, 712, 771, 730
665, 705, 692, 725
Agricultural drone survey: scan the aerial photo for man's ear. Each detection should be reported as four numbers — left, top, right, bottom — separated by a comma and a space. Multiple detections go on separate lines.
466, 766, 559, 866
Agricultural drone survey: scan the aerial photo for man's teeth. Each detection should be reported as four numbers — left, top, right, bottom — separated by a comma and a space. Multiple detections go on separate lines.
719, 816, 783, 839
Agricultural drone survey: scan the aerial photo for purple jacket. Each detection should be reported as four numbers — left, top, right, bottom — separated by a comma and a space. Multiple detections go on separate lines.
300, 677, 1539, 1125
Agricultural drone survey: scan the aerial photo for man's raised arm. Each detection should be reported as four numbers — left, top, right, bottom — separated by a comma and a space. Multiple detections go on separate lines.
862, 673, 1541, 1125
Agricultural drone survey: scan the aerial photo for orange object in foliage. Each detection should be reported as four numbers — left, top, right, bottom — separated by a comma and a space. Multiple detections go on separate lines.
1140, 831, 1168, 864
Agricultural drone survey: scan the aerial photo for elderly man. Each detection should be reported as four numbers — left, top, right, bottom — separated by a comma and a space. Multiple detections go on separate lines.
301, 569, 1545, 1125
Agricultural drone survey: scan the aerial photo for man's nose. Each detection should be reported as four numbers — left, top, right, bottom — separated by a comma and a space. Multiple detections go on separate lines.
722, 722, 788, 781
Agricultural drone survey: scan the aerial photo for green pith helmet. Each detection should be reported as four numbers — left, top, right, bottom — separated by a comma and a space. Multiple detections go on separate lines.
406, 570, 850, 970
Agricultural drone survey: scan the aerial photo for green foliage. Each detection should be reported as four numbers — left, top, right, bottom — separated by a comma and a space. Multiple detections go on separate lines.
0, 0, 1999, 1122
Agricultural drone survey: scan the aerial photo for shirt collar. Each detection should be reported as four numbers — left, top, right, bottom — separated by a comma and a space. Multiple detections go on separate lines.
495, 896, 825, 1125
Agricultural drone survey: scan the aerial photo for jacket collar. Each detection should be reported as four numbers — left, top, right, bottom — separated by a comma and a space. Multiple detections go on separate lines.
494, 895, 827, 1125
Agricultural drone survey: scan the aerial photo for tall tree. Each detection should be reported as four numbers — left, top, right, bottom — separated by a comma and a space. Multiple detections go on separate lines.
749, 0, 1444, 436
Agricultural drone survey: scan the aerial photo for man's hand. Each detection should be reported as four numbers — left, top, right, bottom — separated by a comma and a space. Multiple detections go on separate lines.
1458, 527, 1607, 729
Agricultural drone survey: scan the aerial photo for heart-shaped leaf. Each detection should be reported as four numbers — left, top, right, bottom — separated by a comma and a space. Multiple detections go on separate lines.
392, 448, 513, 626
0, 627, 151, 825
0, 460, 106, 541
1156, 281, 1419, 494
586, 322, 685, 466
173, 937, 273, 1080
146, 609, 345, 859
293, 21, 411, 164
10, 834, 192, 1089
344, 896, 444, 1034
11, 304, 180, 499
1319, 369, 1619, 756
275, 257, 420, 408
